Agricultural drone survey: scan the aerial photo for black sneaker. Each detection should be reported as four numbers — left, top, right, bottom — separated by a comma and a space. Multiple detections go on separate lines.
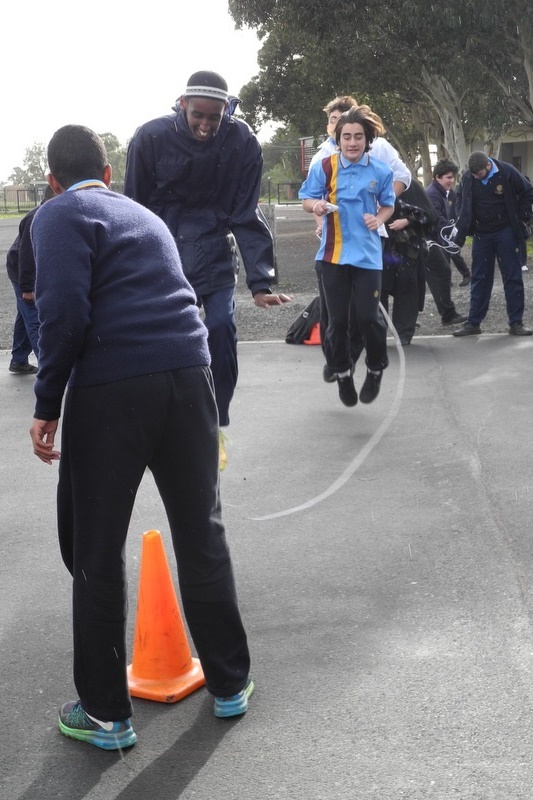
324, 362, 355, 383
9, 360, 38, 374
442, 313, 468, 326
452, 322, 482, 337
323, 364, 337, 383
359, 370, 383, 404
459, 276, 471, 286
509, 323, 533, 336
337, 375, 358, 407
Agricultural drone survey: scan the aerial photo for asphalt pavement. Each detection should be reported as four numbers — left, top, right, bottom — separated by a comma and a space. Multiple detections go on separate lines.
3, 327, 533, 799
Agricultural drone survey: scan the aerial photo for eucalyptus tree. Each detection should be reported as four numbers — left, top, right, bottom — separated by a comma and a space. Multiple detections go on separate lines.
8, 143, 48, 185
230, 0, 533, 170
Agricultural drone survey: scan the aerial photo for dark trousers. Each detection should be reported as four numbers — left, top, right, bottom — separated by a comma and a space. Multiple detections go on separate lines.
469, 225, 525, 326
10, 280, 40, 363
449, 250, 471, 278
57, 367, 250, 721
425, 246, 458, 322
197, 286, 238, 427
518, 239, 528, 267
380, 251, 423, 343
316, 263, 361, 365
316, 261, 388, 373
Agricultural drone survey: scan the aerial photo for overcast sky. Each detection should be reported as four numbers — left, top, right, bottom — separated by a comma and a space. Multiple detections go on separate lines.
1, 0, 264, 182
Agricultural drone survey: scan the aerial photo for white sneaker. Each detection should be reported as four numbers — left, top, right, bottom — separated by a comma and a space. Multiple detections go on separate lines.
522, 265, 529, 271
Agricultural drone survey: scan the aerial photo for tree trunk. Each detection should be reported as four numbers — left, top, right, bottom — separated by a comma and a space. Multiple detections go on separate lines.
417, 68, 470, 169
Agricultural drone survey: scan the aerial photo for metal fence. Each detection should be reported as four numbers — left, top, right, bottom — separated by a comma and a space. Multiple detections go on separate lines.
0, 182, 126, 214
276, 182, 302, 205
1, 180, 303, 214
1, 185, 45, 214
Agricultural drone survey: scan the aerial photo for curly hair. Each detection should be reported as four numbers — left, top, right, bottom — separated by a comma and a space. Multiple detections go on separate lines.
433, 159, 458, 179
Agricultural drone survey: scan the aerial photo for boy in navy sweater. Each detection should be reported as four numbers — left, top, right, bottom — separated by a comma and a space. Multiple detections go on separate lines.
29, 125, 253, 750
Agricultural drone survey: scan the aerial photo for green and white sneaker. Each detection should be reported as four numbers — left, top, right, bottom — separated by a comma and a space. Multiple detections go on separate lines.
214, 678, 255, 718
58, 700, 137, 750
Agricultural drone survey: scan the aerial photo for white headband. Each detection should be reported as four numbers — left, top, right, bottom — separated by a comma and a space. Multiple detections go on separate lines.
183, 85, 228, 102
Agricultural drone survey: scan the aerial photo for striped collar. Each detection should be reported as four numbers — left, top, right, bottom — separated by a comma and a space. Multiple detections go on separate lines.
67, 179, 108, 192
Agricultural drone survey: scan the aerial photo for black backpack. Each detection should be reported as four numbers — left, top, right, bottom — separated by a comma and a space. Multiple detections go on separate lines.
285, 296, 321, 344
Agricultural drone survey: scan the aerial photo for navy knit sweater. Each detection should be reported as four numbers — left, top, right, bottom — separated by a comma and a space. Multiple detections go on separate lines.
31, 187, 210, 420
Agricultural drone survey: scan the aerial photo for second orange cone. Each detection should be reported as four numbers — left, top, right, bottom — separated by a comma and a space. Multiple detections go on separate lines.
303, 322, 321, 346
127, 529, 206, 703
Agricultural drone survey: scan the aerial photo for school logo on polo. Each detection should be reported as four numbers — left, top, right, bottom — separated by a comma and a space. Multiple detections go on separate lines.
495, 185, 504, 194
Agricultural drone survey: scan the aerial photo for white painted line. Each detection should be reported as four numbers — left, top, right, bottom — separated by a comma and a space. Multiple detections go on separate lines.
252, 303, 406, 520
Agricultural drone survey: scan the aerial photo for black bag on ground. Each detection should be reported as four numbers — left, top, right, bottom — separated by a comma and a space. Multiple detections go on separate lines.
285, 296, 321, 344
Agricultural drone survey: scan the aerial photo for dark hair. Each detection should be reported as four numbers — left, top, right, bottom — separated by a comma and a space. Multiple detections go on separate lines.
433, 159, 458, 179
47, 125, 108, 189
334, 105, 385, 149
468, 151, 491, 174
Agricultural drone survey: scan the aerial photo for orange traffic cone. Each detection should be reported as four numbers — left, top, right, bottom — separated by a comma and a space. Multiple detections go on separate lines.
127, 529, 206, 703
303, 322, 321, 345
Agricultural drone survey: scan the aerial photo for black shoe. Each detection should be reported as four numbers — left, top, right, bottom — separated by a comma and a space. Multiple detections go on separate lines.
337, 375, 358, 407
399, 337, 411, 346
509, 323, 533, 336
359, 370, 382, 404
324, 361, 355, 383
442, 313, 468, 326
9, 360, 38, 374
459, 275, 471, 286
323, 364, 337, 383
452, 322, 482, 337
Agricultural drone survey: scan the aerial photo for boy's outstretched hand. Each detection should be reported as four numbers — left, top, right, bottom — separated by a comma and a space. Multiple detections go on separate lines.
253, 291, 293, 308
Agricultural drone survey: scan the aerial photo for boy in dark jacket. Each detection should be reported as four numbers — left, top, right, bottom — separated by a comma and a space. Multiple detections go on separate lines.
381, 178, 437, 345
453, 151, 533, 336
124, 70, 290, 446
426, 160, 471, 285
5, 187, 54, 373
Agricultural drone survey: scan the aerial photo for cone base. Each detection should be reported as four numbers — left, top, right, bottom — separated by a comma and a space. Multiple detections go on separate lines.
127, 657, 206, 704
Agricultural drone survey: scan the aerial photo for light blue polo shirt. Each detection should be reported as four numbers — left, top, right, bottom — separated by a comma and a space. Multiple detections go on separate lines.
299, 152, 395, 269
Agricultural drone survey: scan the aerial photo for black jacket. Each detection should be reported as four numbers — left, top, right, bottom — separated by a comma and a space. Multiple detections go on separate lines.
455, 159, 533, 247
425, 179, 452, 244
124, 111, 275, 297
382, 178, 436, 309
5, 204, 40, 292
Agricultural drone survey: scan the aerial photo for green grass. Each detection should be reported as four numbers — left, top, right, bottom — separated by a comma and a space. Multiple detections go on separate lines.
0, 206, 27, 219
